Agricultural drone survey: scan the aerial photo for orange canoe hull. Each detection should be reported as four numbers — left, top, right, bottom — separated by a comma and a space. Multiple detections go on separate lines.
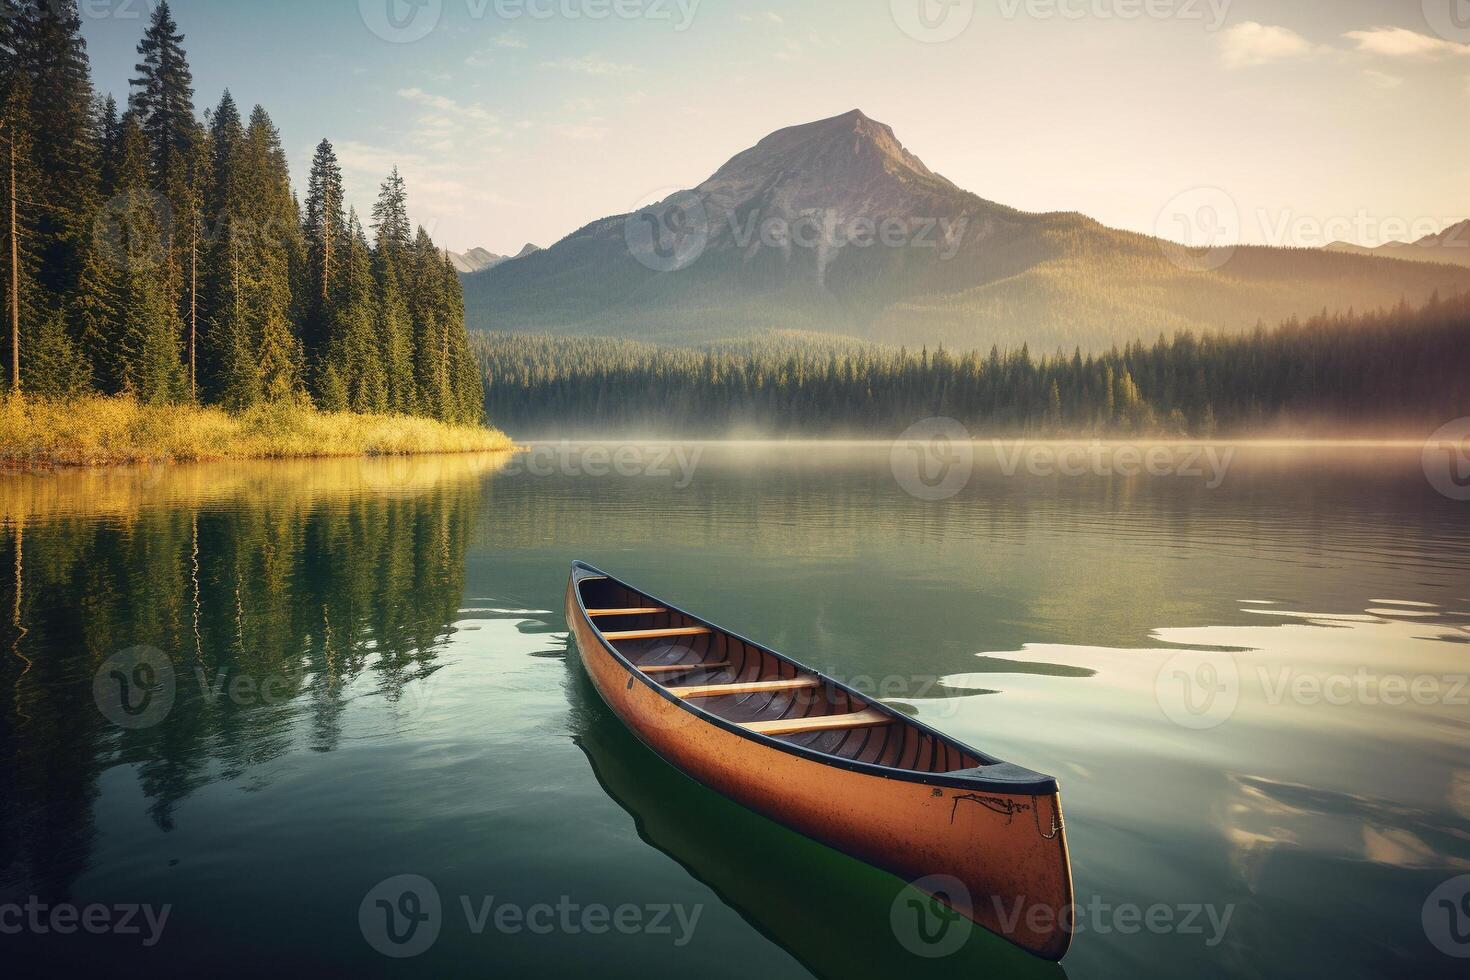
566, 564, 1074, 960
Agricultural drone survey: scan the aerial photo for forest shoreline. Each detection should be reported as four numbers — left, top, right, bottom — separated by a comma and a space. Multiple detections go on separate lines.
0, 394, 516, 473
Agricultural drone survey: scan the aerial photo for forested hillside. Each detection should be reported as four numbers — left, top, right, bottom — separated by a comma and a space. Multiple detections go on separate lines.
475, 293, 1470, 437
0, 1, 482, 423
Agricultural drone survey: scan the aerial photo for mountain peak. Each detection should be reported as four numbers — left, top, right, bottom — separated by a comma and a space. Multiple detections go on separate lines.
699, 109, 956, 215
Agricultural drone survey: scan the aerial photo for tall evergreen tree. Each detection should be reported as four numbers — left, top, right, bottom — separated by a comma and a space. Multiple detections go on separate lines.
129, 2, 195, 184
1, 72, 40, 395
371, 167, 411, 273
112, 113, 186, 404
302, 138, 345, 373
14, 0, 101, 307
408, 227, 450, 419
198, 90, 244, 402
130, 1, 201, 393
230, 105, 302, 405
370, 170, 417, 412
373, 244, 416, 415
320, 212, 386, 413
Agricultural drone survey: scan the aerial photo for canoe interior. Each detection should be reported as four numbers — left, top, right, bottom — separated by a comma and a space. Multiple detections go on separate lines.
578, 577, 984, 775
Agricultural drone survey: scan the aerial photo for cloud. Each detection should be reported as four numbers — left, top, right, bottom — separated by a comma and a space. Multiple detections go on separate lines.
773, 37, 803, 63
397, 88, 498, 126
548, 123, 609, 142
1362, 69, 1403, 89
466, 30, 530, 67
539, 53, 642, 76
1344, 26, 1470, 60
332, 139, 523, 237
1218, 22, 1319, 69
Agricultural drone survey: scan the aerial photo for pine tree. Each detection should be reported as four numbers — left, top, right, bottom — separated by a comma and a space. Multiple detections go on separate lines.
320, 211, 386, 413
222, 105, 303, 406
373, 245, 416, 414
198, 90, 244, 402
15, 0, 101, 307
302, 138, 345, 374
130, 1, 201, 395
23, 309, 90, 398
371, 167, 411, 273
409, 227, 451, 419
440, 250, 484, 423
112, 113, 186, 404
129, 2, 195, 185
1, 70, 41, 396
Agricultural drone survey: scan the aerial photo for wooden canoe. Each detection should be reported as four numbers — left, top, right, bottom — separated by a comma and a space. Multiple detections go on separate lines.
566, 562, 1074, 960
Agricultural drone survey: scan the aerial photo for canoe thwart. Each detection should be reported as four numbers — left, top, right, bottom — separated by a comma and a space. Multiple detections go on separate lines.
640, 661, 732, 675
741, 708, 892, 737
603, 626, 714, 641
587, 607, 669, 617
670, 677, 822, 699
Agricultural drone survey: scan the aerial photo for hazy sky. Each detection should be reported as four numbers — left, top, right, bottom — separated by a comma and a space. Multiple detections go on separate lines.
79, 0, 1470, 253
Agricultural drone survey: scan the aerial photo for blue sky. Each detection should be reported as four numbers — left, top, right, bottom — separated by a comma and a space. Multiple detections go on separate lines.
79, 0, 1470, 254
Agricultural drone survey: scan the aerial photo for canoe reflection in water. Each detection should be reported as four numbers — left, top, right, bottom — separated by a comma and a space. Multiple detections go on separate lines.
566, 563, 1074, 973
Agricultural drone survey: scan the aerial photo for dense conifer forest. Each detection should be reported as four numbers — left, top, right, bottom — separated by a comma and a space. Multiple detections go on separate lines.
474, 293, 1470, 436
0, 1, 483, 423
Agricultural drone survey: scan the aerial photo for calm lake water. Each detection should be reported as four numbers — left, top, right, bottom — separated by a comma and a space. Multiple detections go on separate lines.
1, 443, 1467, 978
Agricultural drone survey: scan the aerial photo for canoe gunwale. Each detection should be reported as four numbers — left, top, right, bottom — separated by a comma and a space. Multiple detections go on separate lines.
570, 561, 1060, 795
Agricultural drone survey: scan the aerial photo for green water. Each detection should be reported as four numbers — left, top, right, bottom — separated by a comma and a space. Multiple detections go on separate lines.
1, 445, 1467, 978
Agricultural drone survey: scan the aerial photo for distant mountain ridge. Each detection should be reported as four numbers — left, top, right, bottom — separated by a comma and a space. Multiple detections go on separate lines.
462, 110, 1470, 351
1325, 219, 1470, 268
447, 243, 541, 275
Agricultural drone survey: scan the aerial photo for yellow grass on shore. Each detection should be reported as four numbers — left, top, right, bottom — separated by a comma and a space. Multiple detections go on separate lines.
0, 394, 517, 471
